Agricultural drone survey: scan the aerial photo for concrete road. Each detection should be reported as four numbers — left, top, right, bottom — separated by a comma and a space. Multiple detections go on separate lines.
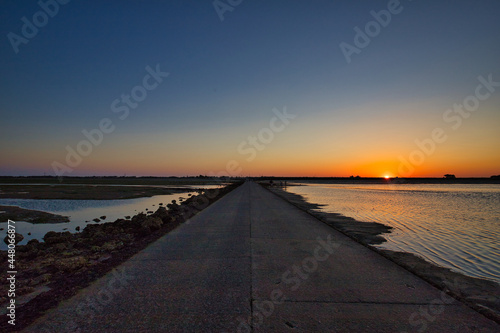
24, 181, 498, 332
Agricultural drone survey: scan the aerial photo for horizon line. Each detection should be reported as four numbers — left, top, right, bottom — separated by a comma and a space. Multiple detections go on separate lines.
0, 175, 499, 179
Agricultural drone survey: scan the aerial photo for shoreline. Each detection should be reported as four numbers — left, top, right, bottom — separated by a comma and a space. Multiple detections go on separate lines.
0, 184, 197, 200
0, 205, 69, 224
264, 184, 500, 324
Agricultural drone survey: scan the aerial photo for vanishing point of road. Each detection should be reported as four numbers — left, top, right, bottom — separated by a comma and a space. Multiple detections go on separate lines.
25, 181, 499, 332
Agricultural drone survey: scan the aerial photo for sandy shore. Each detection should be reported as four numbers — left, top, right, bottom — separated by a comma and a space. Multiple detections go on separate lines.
0, 205, 69, 224
0, 184, 193, 200
267, 185, 500, 324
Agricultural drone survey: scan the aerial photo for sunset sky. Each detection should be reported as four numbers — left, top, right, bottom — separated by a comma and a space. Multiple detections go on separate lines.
1, 0, 499, 177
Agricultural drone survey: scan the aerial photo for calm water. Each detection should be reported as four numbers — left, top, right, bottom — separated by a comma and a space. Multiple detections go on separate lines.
0, 192, 196, 250
287, 183, 500, 284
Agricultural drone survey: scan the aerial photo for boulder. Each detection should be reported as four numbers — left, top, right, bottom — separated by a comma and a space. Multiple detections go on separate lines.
27, 239, 40, 246
144, 216, 162, 230
4, 232, 24, 245
43, 231, 72, 245
131, 214, 163, 235
81, 226, 108, 245
131, 213, 148, 226
55, 256, 89, 272
101, 240, 124, 252
152, 206, 172, 223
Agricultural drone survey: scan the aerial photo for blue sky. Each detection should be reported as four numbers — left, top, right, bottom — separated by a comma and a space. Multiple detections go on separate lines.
1, 0, 499, 177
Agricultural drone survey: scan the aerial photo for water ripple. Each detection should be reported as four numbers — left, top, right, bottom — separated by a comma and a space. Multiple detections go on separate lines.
289, 183, 500, 284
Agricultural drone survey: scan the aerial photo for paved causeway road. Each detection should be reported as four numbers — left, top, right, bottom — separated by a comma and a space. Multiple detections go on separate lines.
25, 181, 498, 332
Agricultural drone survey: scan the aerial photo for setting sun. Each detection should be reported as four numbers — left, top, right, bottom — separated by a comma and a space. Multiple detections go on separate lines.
384, 175, 391, 179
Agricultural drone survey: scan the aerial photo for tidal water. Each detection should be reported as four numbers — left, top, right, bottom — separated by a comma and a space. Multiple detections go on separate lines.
0, 192, 196, 250
287, 183, 500, 284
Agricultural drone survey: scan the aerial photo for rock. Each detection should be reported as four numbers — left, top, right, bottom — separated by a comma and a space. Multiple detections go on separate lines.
19, 247, 39, 260
152, 206, 172, 224
90, 245, 101, 252
114, 219, 132, 229
27, 239, 40, 246
144, 216, 162, 230
29, 273, 52, 286
25, 239, 41, 257
101, 241, 124, 252
131, 213, 148, 225
131, 213, 163, 235
93, 218, 100, 222
55, 256, 89, 272
28, 232, 31, 235
125, 216, 131, 219
76, 226, 80, 231
118, 233, 134, 244
43, 231, 72, 245
100, 216, 106, 220
167, 201, 180, 212
4, 232, 24, 245
61, 250, 81, 257
97, 254, 112, 262
54, 243, 68, 251
140, 218, 162, 235
81, 226, 108, 245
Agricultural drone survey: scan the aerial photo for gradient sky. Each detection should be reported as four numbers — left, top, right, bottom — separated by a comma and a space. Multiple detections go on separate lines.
1, 0, 499, 177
